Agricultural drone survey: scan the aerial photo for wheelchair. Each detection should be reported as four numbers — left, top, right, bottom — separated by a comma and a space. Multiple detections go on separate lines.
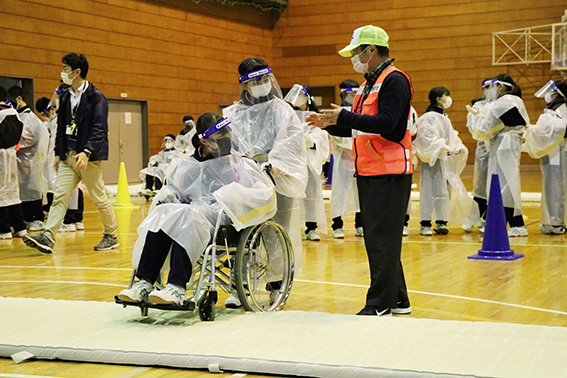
115, 210, 295, 321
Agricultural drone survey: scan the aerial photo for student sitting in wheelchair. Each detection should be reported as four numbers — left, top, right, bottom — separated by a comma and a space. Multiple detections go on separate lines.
117, 113, 277, 307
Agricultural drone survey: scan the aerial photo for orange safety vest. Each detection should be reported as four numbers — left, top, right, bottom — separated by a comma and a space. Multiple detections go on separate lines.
351, 65, 413, 176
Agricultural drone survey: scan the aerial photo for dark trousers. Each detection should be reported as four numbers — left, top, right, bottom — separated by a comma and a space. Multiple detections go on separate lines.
146, 176, 163, 191
0, 203, 26, 233
21, 199, 45, 223
136, 230, 192, 288
331, 212, 363, 230
357, 174, 412, 309
474, 196, 488, 219
505, 207, 525, 227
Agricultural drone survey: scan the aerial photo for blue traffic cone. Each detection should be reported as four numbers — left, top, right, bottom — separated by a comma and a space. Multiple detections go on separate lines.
468, 173, 524, 260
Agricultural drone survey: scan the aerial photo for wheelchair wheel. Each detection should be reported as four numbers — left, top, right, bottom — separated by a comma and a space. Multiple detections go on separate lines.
198, 290, 217, 322
234, 221, 294, 312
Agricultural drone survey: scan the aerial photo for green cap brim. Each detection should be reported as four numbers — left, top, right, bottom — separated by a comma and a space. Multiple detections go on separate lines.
338, 43, 360, 57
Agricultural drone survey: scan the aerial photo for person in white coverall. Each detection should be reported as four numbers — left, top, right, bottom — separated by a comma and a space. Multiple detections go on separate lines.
117, 113, 277, 305
414, 87, 472, 236
7, 86, 49, 232
468, 74, 529, 237
139, 134, 182, 198
284, 83, 330, 241
222, 57, 307, 308
524, 80, 567, 235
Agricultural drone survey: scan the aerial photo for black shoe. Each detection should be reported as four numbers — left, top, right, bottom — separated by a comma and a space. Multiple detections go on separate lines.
23, 233, 54, 254
356, 306, 392, 317
391, 300, 412, 315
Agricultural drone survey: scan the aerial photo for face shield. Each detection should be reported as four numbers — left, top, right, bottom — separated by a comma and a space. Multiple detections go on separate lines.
198, 118, 233, 157
239, 67, 283, 104
284, 84, 310, 109
183, 119, 195, 130
162, 136, 176, 150
481, 79, 512, 100
534, 80, 565, 103
341, 86, 359, 106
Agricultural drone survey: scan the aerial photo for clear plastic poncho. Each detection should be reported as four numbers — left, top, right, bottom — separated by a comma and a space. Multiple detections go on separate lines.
296, 110, 330, 231
466, 99, 490, 200
139, 148, 183, 183
175, 128, 196, 155
223, 97, 307, 275
523, 106, 567, 159
132, 152, 276, 269
17, 109, 48, 202
0, 108, 22, 207
330, 106, 360, 219
415, 111, 477, 223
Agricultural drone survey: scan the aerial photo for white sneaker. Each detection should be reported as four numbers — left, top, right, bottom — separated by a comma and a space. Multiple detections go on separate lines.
433, 223, 449, 235
12, 229, 27, 238
354, 227, 364, 237
74, 222, 85, 230
149, 283, 187, 305
225, 293, 242, 308
478, 219, 486, 229
0, 232, 12, 239
59, 223, 76, 232
539, 224, 567, 235
462, 223, 474, 233
333, 228, 345, 239
117, 280, 153, 303
420, 226, 433, 236
508, 226, 528, 237
26, 221, 45, 231
306, 230, 321, 241
402, 226, 409, 236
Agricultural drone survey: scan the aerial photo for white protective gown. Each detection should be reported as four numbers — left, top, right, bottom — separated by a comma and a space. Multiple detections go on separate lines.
0, 107, 22, 208
524, 103, 567, 226
132, 152, 277, 269
415, 110, 475, 224
43, 116, 58, 193
296, 111, 330, 232
330, 106, 360, 220
175, 128, 196, 155
470, 94, 529, 216
139, 148, 183, 184
223, 98, 307, 275
17, 109, 49, 202
467, 100, 490, 201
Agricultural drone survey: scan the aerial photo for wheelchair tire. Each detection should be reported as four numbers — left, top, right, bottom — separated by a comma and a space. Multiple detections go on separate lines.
234, 221, 294, 312
198, 292, 216, 322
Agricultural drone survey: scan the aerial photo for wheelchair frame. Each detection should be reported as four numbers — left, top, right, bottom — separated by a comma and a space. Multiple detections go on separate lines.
116, 210, 294, 321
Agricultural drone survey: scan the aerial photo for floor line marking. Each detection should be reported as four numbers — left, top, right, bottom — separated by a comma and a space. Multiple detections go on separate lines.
0, 280, 126, 288
295, 279, 567, 316
0, 374, 65, 378
109, 368, 150, 378
0, 265, 132, 271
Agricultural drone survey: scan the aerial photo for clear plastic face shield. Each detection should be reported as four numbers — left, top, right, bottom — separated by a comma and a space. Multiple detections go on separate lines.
162, 136, 176, 150
481, 79, 513, 100
284, 84, 310, 109
341, 87, 358, 106
534, 80, 565, 103
198, 118, 233, 157
239, 67, 283, 104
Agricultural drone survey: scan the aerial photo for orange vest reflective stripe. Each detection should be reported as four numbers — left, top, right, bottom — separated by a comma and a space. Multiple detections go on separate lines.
352, 66, 413, 176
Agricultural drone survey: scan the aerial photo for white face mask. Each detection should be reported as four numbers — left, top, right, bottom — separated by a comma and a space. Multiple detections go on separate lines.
61, 70, 76, 85
351, 48, 371, 74
249, 82, 272, 98
485, 87, 498, 101
164, 141, 175, 150
544, 92, 554, 104
439, 96, 452, 109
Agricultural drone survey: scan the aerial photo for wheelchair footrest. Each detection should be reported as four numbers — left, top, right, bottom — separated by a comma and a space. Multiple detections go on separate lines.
115, 296, 196, 312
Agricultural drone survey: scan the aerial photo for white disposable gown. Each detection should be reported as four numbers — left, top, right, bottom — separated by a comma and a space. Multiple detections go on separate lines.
524, 103, 567, 226
470, 95, 529, 216
139, 148, 183, 184
223, 98, 307, 275
17, 109, 48, 202
0, 107, 22, 208
175, 129, 196, 155
132, 152, 277, 270
330, 106, 360, 220
466, 100, 490, 200
296, 111, 330, 232
415, 110, 475, 224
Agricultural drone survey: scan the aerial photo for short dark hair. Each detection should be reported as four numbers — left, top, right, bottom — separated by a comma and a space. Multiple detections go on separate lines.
428, 86, 450, 106
183, 115, 193, 123
359, 44, 389, 58
165, 133, 176, 140
62, 53, 89, 79
7, 86, 24, 105
35, 97, 51, 113
0, 86, 7, 101
238, 57, 269, 76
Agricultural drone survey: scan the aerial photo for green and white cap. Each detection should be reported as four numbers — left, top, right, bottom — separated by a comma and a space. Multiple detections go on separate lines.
338, 25, 389, 57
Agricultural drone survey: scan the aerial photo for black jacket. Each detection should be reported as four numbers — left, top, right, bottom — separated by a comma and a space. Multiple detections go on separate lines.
55, 82, 109, 161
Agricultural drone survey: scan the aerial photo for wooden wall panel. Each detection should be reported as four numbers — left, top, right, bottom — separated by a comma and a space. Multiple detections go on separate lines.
273, 0, 566, 165
0, 0, 274, 156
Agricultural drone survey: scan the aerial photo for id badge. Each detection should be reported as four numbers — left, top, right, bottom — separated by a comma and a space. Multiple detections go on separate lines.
66, 121, 77, 136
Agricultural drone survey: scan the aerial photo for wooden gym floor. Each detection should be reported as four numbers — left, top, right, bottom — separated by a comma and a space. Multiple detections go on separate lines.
1, 169, 566, 377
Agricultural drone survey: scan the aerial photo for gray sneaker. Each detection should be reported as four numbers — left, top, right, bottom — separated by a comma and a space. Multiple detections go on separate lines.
23, 233, 54, 254
94, 234, 119, 251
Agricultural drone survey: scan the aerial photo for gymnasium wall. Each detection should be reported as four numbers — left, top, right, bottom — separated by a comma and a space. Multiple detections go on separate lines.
0, 0, 274, 156
271, 0, 566, 165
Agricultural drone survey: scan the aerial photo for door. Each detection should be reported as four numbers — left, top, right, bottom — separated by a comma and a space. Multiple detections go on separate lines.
104, 99, 148, 185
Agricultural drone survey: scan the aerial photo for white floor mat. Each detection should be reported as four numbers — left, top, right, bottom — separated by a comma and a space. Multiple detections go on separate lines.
1, 297, 566, 378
